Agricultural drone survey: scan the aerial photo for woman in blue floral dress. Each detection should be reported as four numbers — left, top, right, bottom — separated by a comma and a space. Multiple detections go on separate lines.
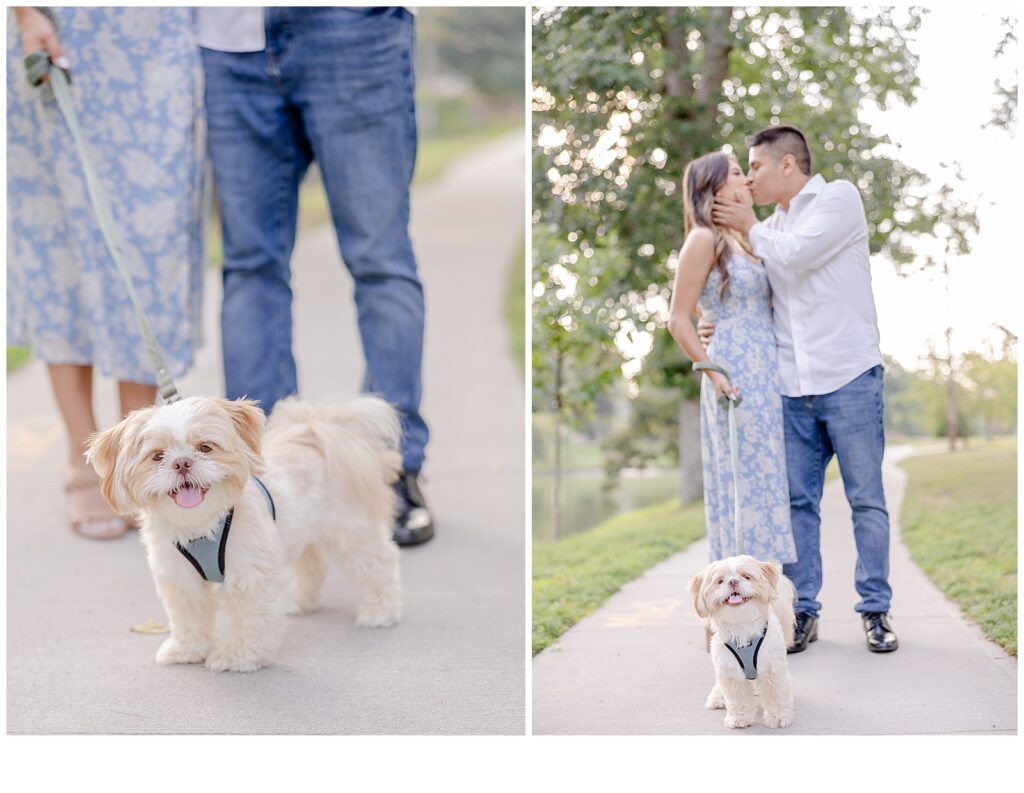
7, 7, 204, 538
668, 151, 796, 564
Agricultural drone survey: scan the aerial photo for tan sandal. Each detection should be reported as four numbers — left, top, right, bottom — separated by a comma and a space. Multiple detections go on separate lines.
64, 465, 129, 540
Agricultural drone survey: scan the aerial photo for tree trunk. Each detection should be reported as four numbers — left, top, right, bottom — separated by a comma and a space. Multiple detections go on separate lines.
945, 325, 958, 452
661, 8, 694, 104
697, 7, 735, 137
551, 347, 565, 540
552, 414, 563, 541
661, 7, 735, 160
678, 397, 703, 505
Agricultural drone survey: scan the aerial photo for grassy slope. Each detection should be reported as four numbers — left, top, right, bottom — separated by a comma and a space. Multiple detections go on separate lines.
533, 498, 706, 654
505, 236, 525, 374
898, 438, 1017, 655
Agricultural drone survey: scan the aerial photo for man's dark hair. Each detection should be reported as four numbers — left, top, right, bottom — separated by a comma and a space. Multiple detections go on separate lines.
749, 125, 812, 176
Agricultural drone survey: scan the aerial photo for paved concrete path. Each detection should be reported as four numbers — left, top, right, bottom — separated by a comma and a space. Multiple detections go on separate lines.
533, 446, 1017, 735
6, 132, 525, 735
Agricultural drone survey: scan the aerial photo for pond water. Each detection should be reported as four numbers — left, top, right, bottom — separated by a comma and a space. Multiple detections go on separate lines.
532, 468, 680, 542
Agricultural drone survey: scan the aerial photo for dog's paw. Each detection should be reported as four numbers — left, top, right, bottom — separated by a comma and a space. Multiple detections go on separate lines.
704, 685, 726, 710
355, 597, 401, 627
205, 652, 264, 673
355, 609, 400, 628
286, 601, 320, 617
156, 639, 208, 665
763, 711, 793, 729
724, 713, 754, 729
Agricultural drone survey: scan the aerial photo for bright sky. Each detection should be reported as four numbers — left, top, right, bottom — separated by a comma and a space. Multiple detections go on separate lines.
859, 7, 1018, 367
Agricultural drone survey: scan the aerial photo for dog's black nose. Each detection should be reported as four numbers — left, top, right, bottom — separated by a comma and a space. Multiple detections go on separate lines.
172, 457, 192, 473
728, 577, 740, 587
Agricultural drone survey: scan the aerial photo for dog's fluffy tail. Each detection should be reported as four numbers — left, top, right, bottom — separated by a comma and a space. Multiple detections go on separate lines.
774, 574, 797, 646
266, 397, 403, 523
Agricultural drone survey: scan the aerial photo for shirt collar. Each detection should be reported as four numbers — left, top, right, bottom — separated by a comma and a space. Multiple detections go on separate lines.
792, 173, 826, 204
772, 173, 826, 219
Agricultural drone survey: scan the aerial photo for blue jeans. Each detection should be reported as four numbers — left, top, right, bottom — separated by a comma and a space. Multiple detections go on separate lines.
202, 7, 428, 472
781, 365, 892, 617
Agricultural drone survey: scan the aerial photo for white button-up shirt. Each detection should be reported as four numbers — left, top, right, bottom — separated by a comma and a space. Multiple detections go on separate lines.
748, 173, 882, 397
197, 8, 267, 52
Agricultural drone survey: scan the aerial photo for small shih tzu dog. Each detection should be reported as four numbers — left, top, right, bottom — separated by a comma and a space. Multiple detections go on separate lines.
688, 555, 796, 728
86, 395, 403, 672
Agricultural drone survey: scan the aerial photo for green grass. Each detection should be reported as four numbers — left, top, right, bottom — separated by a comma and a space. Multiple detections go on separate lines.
505, 236, 525, 373
7, 345, 31, 372
899, 437, 1017, 655
533, 498, 706, 654
413, 122, 521, 185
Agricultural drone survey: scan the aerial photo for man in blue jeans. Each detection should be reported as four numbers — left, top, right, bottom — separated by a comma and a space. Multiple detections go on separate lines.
711, 125, 898, 653
198, 7, 432, 545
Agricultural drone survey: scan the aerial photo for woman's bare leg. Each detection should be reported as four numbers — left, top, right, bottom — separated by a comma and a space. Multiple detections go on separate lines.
47, 364, 97, 466
48, 364, 126, 538
118, 380, 157, 418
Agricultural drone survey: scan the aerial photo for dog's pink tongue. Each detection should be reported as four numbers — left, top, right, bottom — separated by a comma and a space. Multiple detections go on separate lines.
174, 486, 204, 509
727, 593, 744, 605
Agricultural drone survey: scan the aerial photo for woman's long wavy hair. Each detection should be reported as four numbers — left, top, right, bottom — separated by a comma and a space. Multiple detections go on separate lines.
682, 151, 753, 300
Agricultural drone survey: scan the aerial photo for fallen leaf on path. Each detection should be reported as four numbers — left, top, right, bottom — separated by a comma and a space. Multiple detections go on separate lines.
130, 619, 169, 635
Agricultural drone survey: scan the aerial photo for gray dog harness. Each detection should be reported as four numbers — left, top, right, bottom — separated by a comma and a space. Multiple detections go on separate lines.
724, 624, 768, 680
176, 476, 276, 583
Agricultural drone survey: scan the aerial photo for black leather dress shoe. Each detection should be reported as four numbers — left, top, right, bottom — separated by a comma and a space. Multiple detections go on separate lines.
392, 471, 434, 547
787, 612, 818, 654
863, 611, 899, 652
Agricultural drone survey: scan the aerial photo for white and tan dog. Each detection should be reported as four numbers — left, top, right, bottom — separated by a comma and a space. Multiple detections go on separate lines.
689, 555, 796, 728
86, 395, 402, 672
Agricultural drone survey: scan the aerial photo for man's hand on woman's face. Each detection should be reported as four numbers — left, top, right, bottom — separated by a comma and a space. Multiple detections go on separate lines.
712, 196, 757, 234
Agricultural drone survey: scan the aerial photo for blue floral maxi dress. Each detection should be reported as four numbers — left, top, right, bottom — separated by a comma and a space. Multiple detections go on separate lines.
6, 8, 205, 383
697, 252, 796, 563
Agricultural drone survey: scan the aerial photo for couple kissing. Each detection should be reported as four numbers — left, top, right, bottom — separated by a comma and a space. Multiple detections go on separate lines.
668, 124, 898, 656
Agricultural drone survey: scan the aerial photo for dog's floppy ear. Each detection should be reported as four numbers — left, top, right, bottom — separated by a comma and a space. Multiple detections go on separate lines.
85, 420, 135, 514
218, 398, 266, 459
688, 568, 711, 618
760, 560, 782, 598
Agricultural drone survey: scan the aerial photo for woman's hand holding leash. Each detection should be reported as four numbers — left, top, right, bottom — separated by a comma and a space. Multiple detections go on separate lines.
14, 7, 70, 79
706, 369, 739, 401
693, 361, 741, 406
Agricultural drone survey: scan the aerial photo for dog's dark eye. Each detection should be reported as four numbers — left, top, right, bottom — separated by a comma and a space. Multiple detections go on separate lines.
152, 451, 164, 462
197, 443, 213, 453
717, 578, 724, 585
742, 575, 751, 580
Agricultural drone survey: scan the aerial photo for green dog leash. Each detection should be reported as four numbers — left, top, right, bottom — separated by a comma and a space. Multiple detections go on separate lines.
24, 16, 181, 405
693, 361, 743, 555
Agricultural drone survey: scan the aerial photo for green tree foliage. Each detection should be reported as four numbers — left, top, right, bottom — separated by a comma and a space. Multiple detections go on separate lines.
421, 8, 525, 100
533, 6, 932, 420
960, 350, 1018, 437
897, 161, 981, 278
882, 355, 943, 437
884, 345, 1017, 440
986, 17, 1017, 133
